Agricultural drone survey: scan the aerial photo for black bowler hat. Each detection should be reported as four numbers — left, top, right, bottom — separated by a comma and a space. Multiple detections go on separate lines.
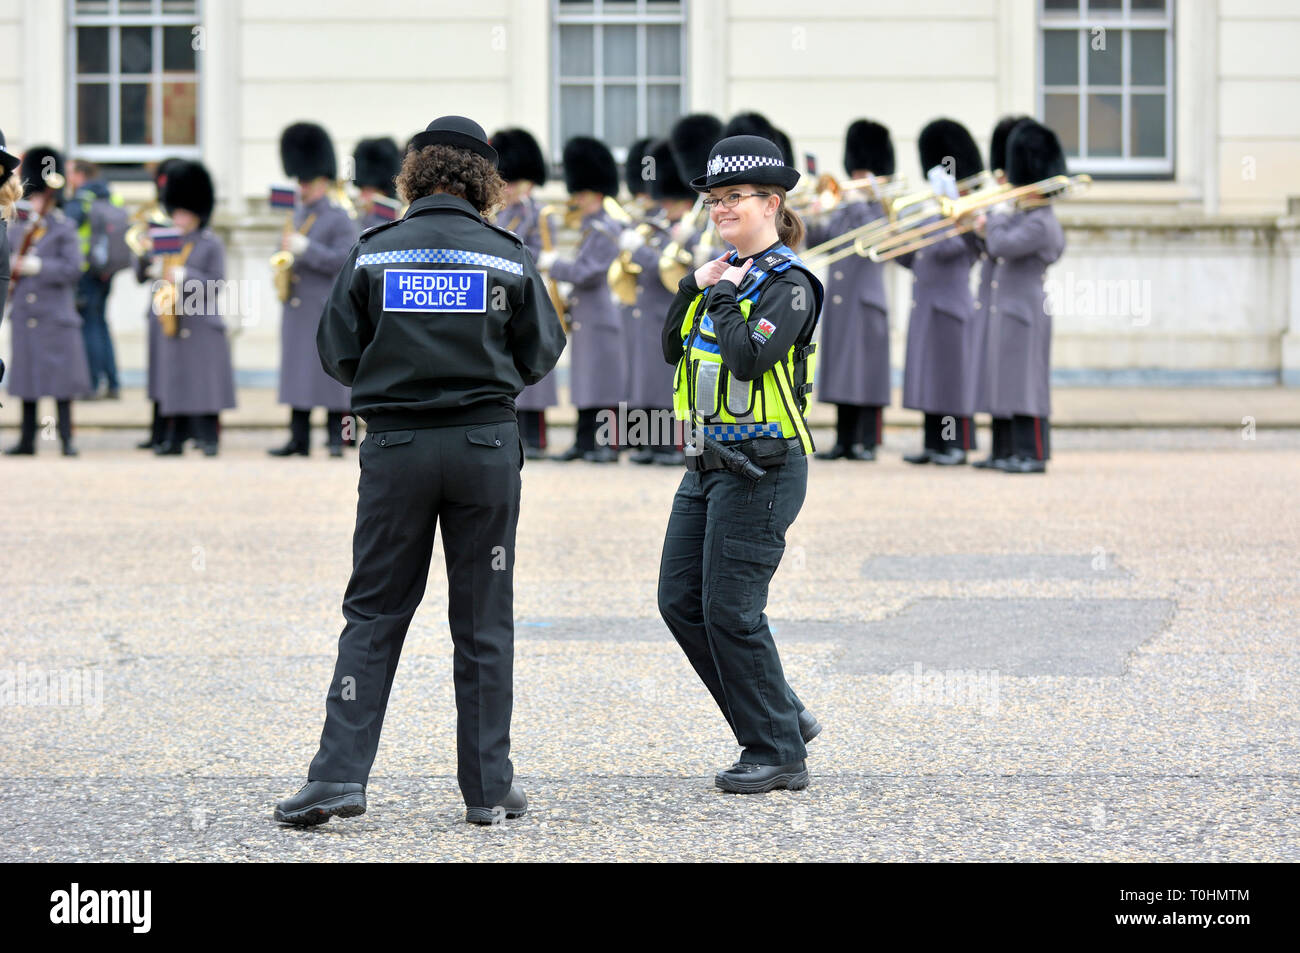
690, 134, 800, 192
0, 129, 19, 186
409, 116, 498, 167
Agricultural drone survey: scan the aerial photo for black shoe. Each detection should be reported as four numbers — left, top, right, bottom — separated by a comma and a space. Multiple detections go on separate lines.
136, 438, 158, 450
62, 443, 79, 457
903, 450, 933, 465
715, 760, 809, 794
154, 441, 184, 455
554, 444, 585, 461
4, 443, 35, 455
524, 445, 547, 460
582, 447, 618, 463
328, 444, 344, 458
844, 443, 876, 461
972, 455, 1010, 470
815, 443, 847, 460
1004, 455, 1047, 473
466, 783, 528, 825
628, 448, 656, 465
105, 388, 121, 400
268, 441, 309, 457
652, 450, 685, 466
201, 442, 219, 457
273, 780, 366, 826
931, 449, 967, 466
799, 708, 822, 743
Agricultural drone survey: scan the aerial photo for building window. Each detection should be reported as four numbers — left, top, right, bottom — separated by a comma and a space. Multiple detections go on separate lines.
553, 0, 687, 163
67, 0, 202, 168
1039, 0, 1173, 176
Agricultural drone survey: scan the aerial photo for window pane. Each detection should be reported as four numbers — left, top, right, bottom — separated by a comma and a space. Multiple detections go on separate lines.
646, 24, 680, 76
603, 25, 637, 77
1043, 0, 1078, 10
1131, 93, 1165, 157
121, 26, 154, 75
75, 1, 110, 13
77, 27, 110, 74
78, 83, 111, 144
561, 85, 595, 143
1087, 93, 1122, 156
1044, 94, 1080, 155
1131, 30, 1165, 86
1087, 28, 1122, 85
646, 84, 680, 140
164, 25, 197, 72
560, 25, 594, 77
121, 83, 153, 145
603, 84, 637, 155
1090, 0, 1122, 11
120, 0, 153, 13
162, 1, 200, 13
1043, 30, 1078, 86
1131, 0, 1166, 11
162, 81, 198, 145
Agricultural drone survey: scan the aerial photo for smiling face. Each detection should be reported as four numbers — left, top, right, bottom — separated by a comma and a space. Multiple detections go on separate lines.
707, 184, 779, 251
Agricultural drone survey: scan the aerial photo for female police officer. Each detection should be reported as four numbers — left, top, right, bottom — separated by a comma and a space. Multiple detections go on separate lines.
658, 134, 824, 794
274, 116, 566, 826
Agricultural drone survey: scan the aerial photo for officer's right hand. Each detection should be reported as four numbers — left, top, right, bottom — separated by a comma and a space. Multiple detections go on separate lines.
693, 252, 732, 289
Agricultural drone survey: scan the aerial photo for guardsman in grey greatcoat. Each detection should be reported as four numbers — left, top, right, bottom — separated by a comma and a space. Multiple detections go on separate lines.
490, 127, 559, 459
352, 137, 403, 233
898, 119, 985, 465
132, 158, 184, 450
5, 146, 89, 457
975, 119, 1067, 474
537, 136, 626, 463
973, 115, 1029, 469
269, 122, 359, 458
151, 160, 236, 456
0, 129, 20, 327
805, 119, 895, 461
616, 137, 655, 460
619, 137, 700, 466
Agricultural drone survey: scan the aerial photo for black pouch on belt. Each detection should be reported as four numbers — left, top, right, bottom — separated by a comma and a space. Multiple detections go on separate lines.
747, 436, 791, 468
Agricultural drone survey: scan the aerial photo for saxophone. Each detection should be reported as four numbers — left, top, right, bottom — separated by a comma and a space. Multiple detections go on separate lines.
152, 239, 194, 337
270, 212, 317, 303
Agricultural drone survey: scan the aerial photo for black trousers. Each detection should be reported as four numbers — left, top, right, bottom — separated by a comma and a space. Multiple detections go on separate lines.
1012, 414, 1050, 460
658, 448, 809, 766
15, 399, 73, 448
923, 412, 976, 452
834, 403, 884, 449
288, 408, 351, 449
518, 409, 546, 449
309, 421, 523, 807
989, 417, 1013, 460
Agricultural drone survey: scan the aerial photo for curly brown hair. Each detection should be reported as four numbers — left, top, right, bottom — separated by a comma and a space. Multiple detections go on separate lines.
396, 144, 506, 216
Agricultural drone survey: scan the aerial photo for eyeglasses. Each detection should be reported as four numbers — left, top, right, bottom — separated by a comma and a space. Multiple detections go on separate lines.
701, 191, 770, 210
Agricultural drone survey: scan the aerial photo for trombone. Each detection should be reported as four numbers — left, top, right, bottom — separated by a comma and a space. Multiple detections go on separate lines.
789, 173, 907, 214
867, 174, 1091, 263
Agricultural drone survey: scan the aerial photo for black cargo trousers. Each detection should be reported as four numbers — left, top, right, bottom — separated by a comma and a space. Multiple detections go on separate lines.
657, 442, 810, 766
308, 419, 522, 809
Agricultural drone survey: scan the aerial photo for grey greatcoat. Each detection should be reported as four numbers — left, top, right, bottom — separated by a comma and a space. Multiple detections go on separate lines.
549, 208, 626, 408
6, 210, 92, 400
0, 220, 9, 320
278, 196, 357, 410
897, 226, 982, 416
980, 204, 1065, 418
156, 228, 237, 417
804, 199, 891, 407
623, 214, 686, 409
133, 250, 165, 402
498, 195, 559, 411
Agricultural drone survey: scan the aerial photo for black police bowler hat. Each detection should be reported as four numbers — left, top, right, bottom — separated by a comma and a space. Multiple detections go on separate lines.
409, 116, 498, 168
690, 135, 800, 192
0, 129, 19, 185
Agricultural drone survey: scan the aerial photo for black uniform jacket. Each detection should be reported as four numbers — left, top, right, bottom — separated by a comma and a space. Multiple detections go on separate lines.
318, 193, 566, 431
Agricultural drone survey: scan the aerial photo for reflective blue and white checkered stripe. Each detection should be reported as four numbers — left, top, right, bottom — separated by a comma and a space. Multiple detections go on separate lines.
701, 422, 782, 441
355, 248, 523, 276
707, 154, 786, 176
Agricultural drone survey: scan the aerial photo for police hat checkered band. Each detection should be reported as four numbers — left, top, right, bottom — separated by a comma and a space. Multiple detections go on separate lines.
707, 154, 785, 177
702, 422, 782, 441
356, 248, 523, 276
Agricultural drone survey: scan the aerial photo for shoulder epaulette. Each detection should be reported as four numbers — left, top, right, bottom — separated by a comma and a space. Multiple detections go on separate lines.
358, 217, 404, 242
481, 218, 525, 248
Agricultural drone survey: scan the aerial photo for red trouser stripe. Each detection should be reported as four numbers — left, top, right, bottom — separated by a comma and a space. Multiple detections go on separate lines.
1034, 416, 1043, 460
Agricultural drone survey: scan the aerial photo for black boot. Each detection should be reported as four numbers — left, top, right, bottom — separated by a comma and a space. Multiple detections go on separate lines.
465, 783, 528, 825
195, 414, 220, 456
154, 415, 184, 455
269, 408, 310, 456
4, 400, 38, 454
139, 401, 165, 450
326, 411, 346, 458
56, 400, 78, 456
273, 781, 366, 826
799, 708, 822, 743
715, 760, 809, 794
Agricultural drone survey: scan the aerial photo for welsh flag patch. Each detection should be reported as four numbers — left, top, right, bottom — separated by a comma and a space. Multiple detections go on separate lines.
754, 318, 776, 339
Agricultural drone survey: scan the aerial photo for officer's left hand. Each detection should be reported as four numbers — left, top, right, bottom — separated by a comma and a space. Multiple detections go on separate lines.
718, 257, 753, 287
286, 232, 310, 255
15, 255, 41, 276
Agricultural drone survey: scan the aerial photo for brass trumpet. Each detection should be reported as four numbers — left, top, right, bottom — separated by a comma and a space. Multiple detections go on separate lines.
789, 173, 907, 213
867, 174, 1092, 263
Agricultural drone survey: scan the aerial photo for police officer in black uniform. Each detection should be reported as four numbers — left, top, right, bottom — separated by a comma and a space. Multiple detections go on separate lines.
273, 116, 566, 827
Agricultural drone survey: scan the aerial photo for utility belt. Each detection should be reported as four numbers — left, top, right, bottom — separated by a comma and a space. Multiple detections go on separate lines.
683, 435, 803, 477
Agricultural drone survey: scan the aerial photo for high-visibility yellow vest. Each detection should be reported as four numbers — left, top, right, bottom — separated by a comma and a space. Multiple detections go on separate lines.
672, 244, 822, 453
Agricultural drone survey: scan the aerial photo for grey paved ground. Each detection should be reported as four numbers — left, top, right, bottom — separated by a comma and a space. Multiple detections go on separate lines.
1, 426, 1298, 861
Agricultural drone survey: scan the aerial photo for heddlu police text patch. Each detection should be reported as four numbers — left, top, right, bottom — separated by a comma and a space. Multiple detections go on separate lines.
383, 269, 487, 313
